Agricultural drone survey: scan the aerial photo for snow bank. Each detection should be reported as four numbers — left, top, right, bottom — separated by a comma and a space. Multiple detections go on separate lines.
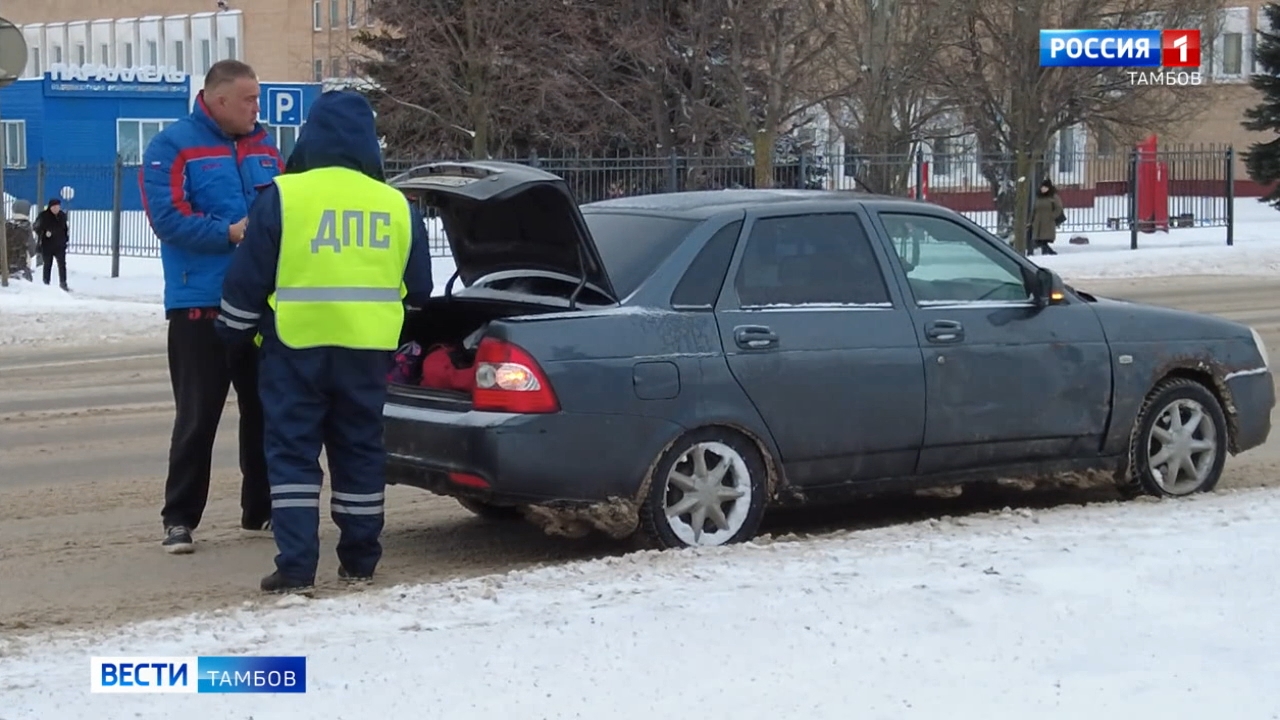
2, 488, 1278, 718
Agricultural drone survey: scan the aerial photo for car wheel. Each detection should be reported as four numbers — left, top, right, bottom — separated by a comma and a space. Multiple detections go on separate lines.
638, 428, 768, 549
1123, 377, 1228, 498
456, 498, 524, 521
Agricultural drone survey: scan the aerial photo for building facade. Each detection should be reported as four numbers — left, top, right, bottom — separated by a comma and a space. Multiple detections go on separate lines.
0, 5, 327, 215
0, 0, 371, 84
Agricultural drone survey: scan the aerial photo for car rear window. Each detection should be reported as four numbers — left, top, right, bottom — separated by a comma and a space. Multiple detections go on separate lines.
582, 212, 700, 297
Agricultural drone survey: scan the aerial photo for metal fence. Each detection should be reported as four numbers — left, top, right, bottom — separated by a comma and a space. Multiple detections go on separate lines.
4, 144, 1238, 269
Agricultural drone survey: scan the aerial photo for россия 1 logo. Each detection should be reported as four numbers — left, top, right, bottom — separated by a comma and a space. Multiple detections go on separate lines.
1039, 29, 1203, 86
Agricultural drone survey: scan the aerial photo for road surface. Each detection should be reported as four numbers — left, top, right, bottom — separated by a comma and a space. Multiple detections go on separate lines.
1, 274, 1277, 636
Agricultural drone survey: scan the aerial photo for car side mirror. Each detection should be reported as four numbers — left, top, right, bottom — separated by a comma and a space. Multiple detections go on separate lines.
1033, 268, 1067, 308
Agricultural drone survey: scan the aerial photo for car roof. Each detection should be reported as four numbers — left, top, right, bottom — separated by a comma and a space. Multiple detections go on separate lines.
579, 189, 934, 219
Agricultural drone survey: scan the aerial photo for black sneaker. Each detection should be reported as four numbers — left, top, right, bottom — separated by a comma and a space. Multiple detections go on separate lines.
241, 519, 272, 535
162, 526, 194, 554
338, 566, 373, 584
260, 571, 314, 594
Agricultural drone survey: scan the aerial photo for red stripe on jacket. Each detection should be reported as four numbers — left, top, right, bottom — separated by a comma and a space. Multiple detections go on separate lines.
167, 146, 234, 217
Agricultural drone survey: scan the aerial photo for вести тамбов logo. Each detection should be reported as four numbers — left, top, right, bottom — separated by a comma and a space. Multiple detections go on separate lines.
90, 656, 307, 694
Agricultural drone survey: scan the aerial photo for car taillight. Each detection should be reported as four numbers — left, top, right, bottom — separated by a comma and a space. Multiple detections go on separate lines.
471, 337, 560, 413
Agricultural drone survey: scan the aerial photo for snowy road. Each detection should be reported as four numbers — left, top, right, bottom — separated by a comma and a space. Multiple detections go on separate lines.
3, 487, 1279, 719
0, 273, 1278, 639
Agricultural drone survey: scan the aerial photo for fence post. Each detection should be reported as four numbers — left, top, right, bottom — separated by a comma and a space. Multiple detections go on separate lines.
667, 150, 679, 193
110, 156, 123, 279
1127, 148, 1139, 250
913, 147, 924, 199
1225, 146, 1235, 246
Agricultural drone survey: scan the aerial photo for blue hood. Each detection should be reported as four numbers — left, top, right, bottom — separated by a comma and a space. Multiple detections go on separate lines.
285, 90, 385, 180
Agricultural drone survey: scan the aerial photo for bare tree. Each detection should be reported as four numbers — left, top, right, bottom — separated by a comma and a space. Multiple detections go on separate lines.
573, 0, 761, 157
941, 0, 1225, 252
353, 0, 620, 158
823, 0, 968, 194
715, 0, 849, 187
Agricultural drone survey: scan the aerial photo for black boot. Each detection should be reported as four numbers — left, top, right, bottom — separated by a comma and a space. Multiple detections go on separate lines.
338, 565, 373, 584
260, 571, 314, 594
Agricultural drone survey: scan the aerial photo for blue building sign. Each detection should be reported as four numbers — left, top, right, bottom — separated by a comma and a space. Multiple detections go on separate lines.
264, 86, 304, 125
0, 73, 322, 215
44, 63, 189, 98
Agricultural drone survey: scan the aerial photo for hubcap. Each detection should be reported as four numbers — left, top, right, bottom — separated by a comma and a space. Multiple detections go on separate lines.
663, 441, 751, 547
1146, 398, 1218, 495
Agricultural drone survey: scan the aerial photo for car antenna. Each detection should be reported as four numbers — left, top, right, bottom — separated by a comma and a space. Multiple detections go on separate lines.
568, 242, 588, 311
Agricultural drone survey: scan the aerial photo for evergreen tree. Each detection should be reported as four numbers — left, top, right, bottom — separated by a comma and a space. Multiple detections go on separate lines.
1243, 2, 1280, 208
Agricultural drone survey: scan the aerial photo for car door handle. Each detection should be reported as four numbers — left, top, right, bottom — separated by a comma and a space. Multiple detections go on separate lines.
734, 325, 779, 350
925, 320, 964, 344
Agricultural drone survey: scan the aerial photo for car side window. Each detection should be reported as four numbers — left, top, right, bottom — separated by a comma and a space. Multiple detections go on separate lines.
734, 214, 891, 307
878, 213, 1030, 304
671, 221, 743, 310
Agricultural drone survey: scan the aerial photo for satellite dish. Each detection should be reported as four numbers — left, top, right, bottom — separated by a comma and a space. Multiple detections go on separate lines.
0, 16, 27, 88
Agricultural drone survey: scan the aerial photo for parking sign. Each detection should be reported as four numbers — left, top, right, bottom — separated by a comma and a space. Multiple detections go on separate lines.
266, 87, 303, 125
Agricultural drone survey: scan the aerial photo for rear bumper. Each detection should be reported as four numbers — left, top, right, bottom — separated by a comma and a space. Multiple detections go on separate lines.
382, 401, 683, 505
1226, 369, 1274, 453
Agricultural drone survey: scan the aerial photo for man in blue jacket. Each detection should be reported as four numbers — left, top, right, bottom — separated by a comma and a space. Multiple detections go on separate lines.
215, 90, 434, 592
140, 59, 284, 554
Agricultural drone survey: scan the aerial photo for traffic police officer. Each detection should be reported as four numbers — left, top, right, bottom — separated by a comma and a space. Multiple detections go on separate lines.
216, 90, 435, 593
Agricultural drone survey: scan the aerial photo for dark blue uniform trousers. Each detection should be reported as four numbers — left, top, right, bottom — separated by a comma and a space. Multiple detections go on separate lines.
259, 341, 391, 582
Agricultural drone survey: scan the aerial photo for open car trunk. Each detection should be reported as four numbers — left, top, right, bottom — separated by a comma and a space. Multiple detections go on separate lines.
388, 296, 561, 403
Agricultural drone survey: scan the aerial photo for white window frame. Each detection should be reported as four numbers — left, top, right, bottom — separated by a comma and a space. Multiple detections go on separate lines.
3, 120, 27, 170
99, 43, 110, 65
53, 45, 64, 64
313, 1, 322, 31
330, 0, 340, 28
173, 40, 186, 72
313, 58, 324, 81
1046, 124, 1085, 184
348, 0, 359, 27
1212, 7, 1251, 82
147, 39, 159, 66
117, 119, 177, 166
226, 36, 238, 60
75, 42, 86, 65
124, 41, 135, 67
200, 39, 212, 74
366, 0, 374, 25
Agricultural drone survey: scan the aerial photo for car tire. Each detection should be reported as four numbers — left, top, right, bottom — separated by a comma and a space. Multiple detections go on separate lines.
1121, 377, 1229, 499
456, 498, 524, 521
638, 427, 768, 550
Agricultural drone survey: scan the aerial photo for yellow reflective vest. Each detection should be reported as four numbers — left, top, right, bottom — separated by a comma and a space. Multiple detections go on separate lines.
264, 166, 413, 351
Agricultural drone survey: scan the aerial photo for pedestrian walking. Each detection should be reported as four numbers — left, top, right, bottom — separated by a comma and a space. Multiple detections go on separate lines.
33, 199, 70, 290
215, 90, 434, 593
1030, 178, 1065, 256
139, 59, 284, 554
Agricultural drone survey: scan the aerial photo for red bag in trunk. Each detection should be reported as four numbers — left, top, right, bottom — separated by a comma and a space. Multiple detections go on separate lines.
420, 344, 477, 391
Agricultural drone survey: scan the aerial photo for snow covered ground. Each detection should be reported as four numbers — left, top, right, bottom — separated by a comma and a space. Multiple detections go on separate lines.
3, 197, 1279, 347
2, 487, 1278, 718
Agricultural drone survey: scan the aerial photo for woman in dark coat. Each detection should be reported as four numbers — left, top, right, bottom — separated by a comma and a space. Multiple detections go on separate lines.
33, 198, 70, 290
1030, 178, 1064, 255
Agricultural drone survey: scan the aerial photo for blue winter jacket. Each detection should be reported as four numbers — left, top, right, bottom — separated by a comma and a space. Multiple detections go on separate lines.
215, 90, 434, 348
140, 94, 284, 312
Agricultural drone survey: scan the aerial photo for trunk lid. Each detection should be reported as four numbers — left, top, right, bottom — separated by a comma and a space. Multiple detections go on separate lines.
390, 161, 618, 302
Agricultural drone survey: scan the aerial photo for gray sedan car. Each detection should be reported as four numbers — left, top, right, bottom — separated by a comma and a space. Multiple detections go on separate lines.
382, 161, 1274, 549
